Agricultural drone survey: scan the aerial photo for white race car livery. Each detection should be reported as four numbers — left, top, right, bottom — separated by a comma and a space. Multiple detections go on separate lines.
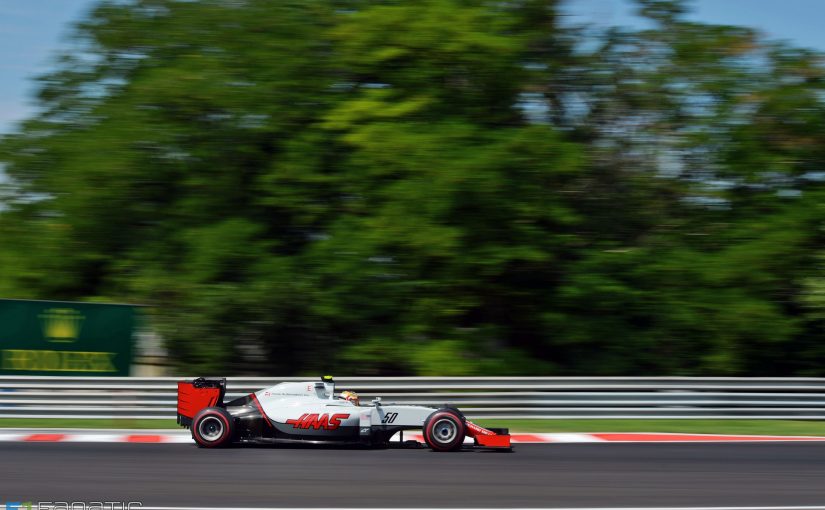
177, 376, 511, 451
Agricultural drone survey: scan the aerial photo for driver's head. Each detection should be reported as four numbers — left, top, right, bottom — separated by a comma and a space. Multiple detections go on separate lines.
339, 390, 359, 406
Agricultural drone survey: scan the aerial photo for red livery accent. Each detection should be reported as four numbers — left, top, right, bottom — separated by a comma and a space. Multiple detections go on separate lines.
327, 413, 349, 429
464, 420, 511, 449
474, 434, 512, 448
467, 422, 495, 436
285, 413, 308, 427
177, 381, 221, 420
286, 413, 350, 430
250, 393, 273, 427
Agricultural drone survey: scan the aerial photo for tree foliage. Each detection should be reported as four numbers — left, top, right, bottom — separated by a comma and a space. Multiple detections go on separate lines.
0, 0, 823, 375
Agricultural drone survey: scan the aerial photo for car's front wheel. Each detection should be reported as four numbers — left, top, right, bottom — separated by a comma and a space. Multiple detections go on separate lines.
192, 407, 234, 448
423, 408, 465, 452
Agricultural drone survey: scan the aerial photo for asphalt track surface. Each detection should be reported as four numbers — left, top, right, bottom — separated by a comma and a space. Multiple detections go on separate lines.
2, 442, 825, 508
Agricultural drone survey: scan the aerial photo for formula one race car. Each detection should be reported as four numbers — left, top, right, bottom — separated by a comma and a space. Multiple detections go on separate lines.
177, 376, 511, 451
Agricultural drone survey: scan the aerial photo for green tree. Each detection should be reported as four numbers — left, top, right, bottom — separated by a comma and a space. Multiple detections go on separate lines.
1, 0, 823, 375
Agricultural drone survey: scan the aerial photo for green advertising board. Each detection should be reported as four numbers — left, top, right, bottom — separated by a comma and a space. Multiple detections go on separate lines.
0, 299, 137, 376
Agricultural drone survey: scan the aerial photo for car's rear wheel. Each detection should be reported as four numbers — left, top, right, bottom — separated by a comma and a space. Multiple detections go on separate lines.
192, 407, 234, 448
423, 409, 465, 452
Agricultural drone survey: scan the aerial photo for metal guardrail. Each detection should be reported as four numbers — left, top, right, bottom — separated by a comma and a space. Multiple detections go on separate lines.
1, 376, 825, 420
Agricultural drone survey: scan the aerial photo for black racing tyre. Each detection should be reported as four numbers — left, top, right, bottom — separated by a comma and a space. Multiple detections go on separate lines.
423, 408, 465, 452
192, 407, 234, 448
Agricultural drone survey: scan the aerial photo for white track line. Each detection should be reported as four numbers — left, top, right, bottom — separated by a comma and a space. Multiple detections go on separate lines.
62, 433, 122, 443
542, 432, 608, 442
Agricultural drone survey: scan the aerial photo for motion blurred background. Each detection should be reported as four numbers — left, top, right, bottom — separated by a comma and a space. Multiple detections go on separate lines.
0, 0, 823, 378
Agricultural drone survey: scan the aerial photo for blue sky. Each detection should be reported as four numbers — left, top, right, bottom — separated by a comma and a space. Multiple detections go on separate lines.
1, 0, 95, 133
2, 0, 825, 134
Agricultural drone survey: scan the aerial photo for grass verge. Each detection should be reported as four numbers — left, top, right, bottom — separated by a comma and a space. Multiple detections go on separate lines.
0, 418, 823, 435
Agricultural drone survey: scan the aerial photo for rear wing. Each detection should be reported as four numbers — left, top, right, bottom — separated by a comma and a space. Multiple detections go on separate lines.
176, 377, 226, 427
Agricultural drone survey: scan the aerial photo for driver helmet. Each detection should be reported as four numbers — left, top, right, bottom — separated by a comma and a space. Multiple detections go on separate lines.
339, 390, 360, 406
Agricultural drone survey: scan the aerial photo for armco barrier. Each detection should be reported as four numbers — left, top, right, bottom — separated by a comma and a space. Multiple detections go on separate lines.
1, 376, 825, 420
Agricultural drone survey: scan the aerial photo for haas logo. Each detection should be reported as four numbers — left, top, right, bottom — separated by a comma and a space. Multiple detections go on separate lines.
286, 413, 350, 430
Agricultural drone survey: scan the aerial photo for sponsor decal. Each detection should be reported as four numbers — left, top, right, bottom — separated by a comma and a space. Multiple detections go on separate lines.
39, 308, 84, 343
1, 350, 117, 372
0, 299, 136, 376
285, 413, 350, 430
466, 421, 495, 436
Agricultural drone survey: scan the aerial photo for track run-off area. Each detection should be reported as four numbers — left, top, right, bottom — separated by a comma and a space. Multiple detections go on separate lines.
2, 442, 825, 508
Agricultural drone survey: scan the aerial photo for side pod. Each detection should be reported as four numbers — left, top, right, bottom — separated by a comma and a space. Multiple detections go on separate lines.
465, 421, 512, 450
177, 377, 226, 428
